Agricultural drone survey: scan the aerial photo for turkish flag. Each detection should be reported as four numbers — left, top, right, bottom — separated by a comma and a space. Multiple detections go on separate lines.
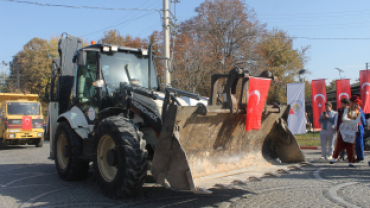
311, 79, 327, 131
336, 79, 351, 110
22, 116, 33, 131
360, 70, 370, 113
245, 77, 271, 131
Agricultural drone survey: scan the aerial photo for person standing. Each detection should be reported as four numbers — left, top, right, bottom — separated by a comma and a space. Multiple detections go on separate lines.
333, 98, 350, 160
319, 102, 336, 159
330, 96, 362, 167
350, 96, 366, 163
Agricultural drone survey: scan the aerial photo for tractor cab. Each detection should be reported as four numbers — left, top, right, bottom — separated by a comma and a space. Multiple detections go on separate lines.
72, 44, 159, 115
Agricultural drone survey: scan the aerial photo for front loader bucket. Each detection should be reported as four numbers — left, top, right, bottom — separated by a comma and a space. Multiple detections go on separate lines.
151, 105, 306, 192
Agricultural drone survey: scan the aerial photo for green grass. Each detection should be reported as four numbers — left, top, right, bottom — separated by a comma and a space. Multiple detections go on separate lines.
294, 132, 321, 146
297, 138, 322, 146
294, 132, 320, 140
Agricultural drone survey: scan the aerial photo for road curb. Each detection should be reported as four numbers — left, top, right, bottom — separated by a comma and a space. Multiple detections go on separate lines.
300, 146, 321, 150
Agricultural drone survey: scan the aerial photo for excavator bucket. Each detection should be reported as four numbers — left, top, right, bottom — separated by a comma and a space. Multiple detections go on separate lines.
152, 105, 306, 192
151, 68, 306, 192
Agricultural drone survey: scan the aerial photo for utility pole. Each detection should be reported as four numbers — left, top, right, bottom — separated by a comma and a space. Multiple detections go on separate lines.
163, 0, 171, 86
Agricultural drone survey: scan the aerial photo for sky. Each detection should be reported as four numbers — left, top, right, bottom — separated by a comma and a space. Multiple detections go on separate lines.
0, 0, 370, 85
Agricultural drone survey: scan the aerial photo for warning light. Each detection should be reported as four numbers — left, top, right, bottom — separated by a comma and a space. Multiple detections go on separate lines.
91, 41, 96, 45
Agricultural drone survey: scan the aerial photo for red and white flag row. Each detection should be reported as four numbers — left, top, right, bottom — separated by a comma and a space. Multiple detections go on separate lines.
311, 70, 370, 131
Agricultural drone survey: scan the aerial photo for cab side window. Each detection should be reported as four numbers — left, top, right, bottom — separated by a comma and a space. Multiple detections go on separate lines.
76, 51, 98, 113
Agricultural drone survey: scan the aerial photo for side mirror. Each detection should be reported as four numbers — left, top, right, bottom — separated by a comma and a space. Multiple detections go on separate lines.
76, 50, 87, 66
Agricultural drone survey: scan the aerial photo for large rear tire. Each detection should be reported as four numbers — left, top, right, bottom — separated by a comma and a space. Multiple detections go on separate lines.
55, 121, 89, 180
94, 116, 147, 198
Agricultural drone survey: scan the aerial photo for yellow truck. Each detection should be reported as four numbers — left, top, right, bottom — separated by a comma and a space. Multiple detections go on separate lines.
0, 93, 44, 149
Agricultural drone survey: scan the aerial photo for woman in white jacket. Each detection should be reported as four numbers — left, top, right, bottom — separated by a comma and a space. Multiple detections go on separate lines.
330, 97, 362, 167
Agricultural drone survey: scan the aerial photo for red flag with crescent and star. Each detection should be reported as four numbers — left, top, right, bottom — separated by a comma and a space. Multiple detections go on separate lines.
22, 116, 33, 131
336, 79, 351, 110
245, 77, 271, 131
312, 79, 327, 131
360, 70, 370, 113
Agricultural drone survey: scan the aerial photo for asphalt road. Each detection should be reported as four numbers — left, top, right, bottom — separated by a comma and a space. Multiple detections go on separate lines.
0, 141, 369, 208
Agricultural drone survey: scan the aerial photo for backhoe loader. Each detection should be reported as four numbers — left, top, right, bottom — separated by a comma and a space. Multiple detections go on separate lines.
46, 34, 306, 197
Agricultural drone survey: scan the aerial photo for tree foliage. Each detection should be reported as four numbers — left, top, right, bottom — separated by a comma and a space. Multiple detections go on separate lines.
8, 37, 58, 100
255, 29, 310, 103
171, 0, 263, 94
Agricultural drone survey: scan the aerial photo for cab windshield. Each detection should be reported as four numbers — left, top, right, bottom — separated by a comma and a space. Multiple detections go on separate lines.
7, 102, 40, 115
101, 52, 158, 92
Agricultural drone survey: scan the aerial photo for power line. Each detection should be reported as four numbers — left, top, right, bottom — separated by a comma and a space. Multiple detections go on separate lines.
179, 27, 370, 40
84, 0, 161, 39
84, 11, 158, 39
102, 0, 159, 29
135, 22, 161, 37
1, 0, 162, 11
258, 9, 370, 17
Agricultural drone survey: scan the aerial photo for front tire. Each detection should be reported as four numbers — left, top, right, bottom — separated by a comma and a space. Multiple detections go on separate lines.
94, 116, 147, 198
0, 138, 5, 150
55, 121, 89, 180
35, 138, 44, 147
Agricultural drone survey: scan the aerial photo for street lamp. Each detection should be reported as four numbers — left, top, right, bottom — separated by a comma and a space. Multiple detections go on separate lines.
335, 68, 344, 79
298, 69, 307, 82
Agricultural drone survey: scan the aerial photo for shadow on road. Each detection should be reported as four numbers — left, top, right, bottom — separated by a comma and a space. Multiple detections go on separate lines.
0, 145, 36, 151
0, 148, 368, 207
0, 163, 257, 208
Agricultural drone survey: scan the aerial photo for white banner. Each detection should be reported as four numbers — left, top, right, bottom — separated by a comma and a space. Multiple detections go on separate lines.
287, 83, 306, 134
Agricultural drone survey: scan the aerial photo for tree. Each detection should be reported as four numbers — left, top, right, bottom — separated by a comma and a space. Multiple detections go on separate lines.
171, 0, 264, 95
8, 37, 59, 115
304, 80, 312, 100
100, 30, 149, 48
9, 37, 57, 95
326, 80, 336, 92
254, 29, 309, 103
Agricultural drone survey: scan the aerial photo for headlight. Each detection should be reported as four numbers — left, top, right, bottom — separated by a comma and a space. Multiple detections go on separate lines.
111, 46, 118, 51
102, 46, 110, 52
38, 133, 43, 137
8, 134, 15, 138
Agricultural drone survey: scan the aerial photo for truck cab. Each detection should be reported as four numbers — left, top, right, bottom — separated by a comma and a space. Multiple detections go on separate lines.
0, 93, 44, 149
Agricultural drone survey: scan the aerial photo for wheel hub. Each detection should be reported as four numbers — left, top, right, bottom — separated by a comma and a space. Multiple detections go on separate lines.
57, 134, 69, 170
97, 135, 118, 182
63, 145, 69, 158
106, 149, 117, 166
